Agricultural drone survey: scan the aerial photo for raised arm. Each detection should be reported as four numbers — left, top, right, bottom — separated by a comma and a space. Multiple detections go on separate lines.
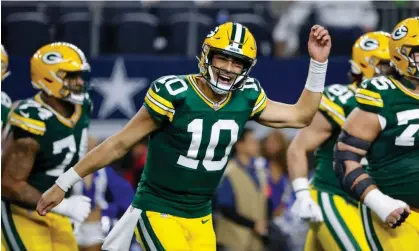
286, 111, 333, 222
257, 25, 331, 128
36, 106, 159, 215
334, 108, 410, 228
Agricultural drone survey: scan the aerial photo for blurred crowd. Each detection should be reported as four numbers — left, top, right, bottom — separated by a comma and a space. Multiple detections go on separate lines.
1, 1, 418, 58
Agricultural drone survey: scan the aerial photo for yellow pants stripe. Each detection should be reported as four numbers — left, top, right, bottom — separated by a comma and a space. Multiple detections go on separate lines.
137, 209, 166, 251
360, 204, 384, 251
318, 192, 362, 251
1, 201, 26, 251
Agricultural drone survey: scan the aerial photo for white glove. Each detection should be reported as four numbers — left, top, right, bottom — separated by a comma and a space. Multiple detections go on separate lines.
51, 195, 91, 223
363, 189, 409, 224
290, 178, 324, 222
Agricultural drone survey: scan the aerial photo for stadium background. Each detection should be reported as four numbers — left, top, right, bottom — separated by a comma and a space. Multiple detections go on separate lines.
1, 1, 417, 250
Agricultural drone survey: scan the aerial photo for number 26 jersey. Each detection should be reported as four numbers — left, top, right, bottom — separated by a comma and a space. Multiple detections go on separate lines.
133, 74, 267, 218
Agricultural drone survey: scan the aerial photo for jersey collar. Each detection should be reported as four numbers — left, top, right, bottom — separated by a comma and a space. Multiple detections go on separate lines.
34, 92, 82, 128
187, 74, 232, 111
391, 77, 419, 100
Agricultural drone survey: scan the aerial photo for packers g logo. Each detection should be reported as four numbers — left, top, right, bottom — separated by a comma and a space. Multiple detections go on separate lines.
206, 27, 219, 38
360, 38, 379, 51
42, 52, 63, 65
392, 26, 408, 40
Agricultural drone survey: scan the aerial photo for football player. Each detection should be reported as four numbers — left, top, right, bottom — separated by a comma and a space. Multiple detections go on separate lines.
1, 44, 12, 137
1, 42, 92, 251
287, 31, 392, 251
333, 17, 419, 250
37, 22, 331, 251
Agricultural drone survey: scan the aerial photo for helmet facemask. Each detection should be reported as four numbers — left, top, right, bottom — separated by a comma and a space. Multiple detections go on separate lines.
401, 45, 419, 79
44, 69, 90, 104
200, 45, 255, 95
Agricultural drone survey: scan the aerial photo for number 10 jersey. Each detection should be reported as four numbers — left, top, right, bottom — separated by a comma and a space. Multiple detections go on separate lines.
133, 74, 267, 218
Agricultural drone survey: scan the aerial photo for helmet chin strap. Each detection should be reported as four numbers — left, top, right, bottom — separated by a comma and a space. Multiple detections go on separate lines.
64, 92, 85, 104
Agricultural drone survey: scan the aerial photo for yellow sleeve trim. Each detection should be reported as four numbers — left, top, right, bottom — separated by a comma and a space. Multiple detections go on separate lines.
9, 113, 45, 135
319, 95, 345, 126
356, 88, 382, 100
144, 96, 174, 122
251, 91, 267, 118
355, 96, 384, 108
148, 88, 174, 109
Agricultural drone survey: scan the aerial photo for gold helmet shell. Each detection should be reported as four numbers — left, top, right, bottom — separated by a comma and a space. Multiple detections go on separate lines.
350, 31, 391, 79
199, 22, 257, 94
389, 17, 419, 79
31, 42, 90, 104
1, 44, 10, 81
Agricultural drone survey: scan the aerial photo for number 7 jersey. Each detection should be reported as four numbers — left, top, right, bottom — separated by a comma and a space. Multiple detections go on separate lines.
133, 74, 267, 218
355, 76, 419, 208
8, 93, 92, 195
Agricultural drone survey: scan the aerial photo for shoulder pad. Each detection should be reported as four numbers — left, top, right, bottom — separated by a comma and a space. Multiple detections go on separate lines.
355, 76, 395, 113
241, 78, 267, 119
9, 99, 52, 136
1, 92, 12, 109
144, 75, 188, 122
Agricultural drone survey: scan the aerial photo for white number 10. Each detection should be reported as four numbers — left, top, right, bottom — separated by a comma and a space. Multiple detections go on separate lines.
177, 119, 239, 171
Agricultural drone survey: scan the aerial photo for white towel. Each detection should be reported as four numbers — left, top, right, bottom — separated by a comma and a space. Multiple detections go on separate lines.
102, 205, 141, 251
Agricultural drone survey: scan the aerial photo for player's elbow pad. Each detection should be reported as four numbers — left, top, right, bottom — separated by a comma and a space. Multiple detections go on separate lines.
333, 130, 373, 200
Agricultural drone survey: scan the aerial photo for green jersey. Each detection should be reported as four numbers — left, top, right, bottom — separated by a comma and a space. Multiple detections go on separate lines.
8, 92, 92, 194
312, 83, 358, 201
133, 74, 267, 218
1, 91, 12, 131
355, 76, 419, 208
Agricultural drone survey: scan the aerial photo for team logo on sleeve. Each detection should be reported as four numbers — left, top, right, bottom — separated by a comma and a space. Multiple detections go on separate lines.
360, 38, 379, 51
392, 26, 408, 40
42, 52, 63, 64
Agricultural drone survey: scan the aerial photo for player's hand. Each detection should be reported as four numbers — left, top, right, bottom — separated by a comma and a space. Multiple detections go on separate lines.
291, 190, 324, 222
36, 184, 66, 216
384, 201, 410, 229
51, 195, 91, 222
308, 25, 331, 63
364, 189, 410, 228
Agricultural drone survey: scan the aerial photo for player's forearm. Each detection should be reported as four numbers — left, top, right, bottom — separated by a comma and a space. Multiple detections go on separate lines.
294, 89, 322, 126
2, 182, 42, 209
287, 144, 310, 181
74, 135, 129, 178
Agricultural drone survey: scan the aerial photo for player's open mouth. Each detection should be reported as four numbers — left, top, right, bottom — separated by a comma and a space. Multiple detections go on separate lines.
218, 73, 233, 85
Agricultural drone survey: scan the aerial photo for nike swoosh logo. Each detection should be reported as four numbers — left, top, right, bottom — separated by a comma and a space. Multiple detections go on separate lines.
201, 219, 209, 224
154, 82, 160, 92
20, 111, 30, 118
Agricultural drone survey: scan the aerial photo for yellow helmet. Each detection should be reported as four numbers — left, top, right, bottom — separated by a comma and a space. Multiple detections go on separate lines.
31, 42, 91, 104
389, 17, 419, 79
350, 31, 391, 79
1, 44, 10, 81
198, 22, 257, 94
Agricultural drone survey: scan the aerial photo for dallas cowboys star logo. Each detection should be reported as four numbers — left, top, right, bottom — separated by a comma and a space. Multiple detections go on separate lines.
91, 58, 148, 119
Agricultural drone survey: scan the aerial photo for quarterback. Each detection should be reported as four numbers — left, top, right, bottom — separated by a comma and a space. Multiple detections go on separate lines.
1, 42, 92, 251
334, 17, 419, 250
287, 31, 392, 251
37, 22, 331, 251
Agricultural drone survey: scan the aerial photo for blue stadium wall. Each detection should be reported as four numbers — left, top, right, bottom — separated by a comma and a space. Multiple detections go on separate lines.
3, 56, 351, 138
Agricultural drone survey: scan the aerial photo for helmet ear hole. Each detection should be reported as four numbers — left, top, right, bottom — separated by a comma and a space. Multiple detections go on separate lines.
44, 78, 53, 83
360, 63, 367, 68
394, 56, 401, 62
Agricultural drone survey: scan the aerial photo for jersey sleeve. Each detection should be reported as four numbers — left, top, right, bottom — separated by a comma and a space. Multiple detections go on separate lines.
318, 85, 347, 128
8, 100, 47, 138
143, 75, 181, 123
245, 78, 268, 119
355, 78, 385, 114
